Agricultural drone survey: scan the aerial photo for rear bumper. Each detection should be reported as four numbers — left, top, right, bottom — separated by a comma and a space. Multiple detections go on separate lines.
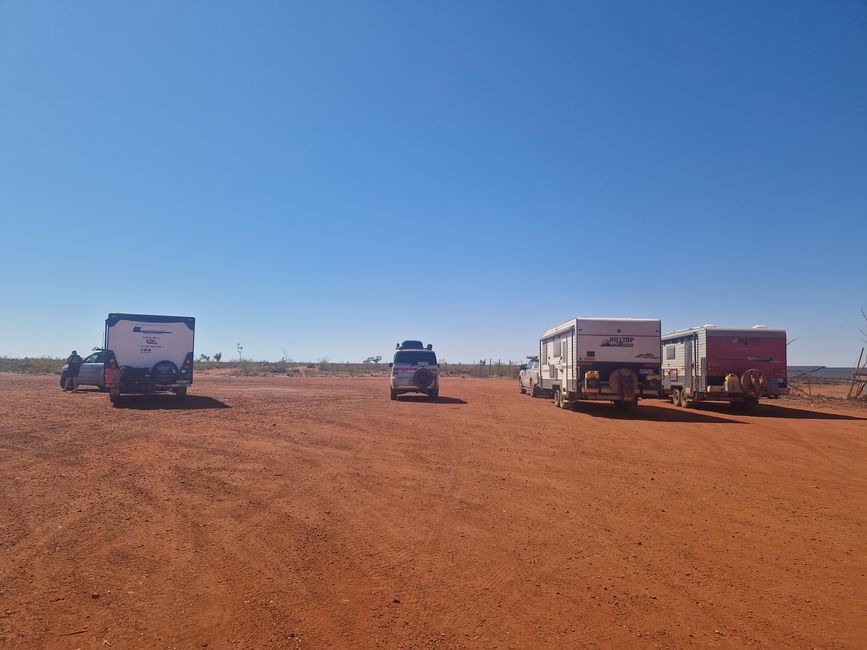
664, 388, 789, 401
391, 382, 438, 393
111, 380, 191, 393
565, 391, 658, 402
570, 385, 660, 399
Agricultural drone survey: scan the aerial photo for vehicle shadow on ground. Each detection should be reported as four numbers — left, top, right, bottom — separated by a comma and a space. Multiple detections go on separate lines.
396, 396, 468, 405
694, 401, 867, 421
111, 395, 231, 410
576, 401, 743, 424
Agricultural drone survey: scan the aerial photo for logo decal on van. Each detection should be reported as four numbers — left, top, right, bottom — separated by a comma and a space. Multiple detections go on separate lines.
601, 336, 634, 347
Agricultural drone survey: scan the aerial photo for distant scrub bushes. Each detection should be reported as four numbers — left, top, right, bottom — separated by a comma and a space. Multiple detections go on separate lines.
0, 357, 64, 375
0, 357, 520, 379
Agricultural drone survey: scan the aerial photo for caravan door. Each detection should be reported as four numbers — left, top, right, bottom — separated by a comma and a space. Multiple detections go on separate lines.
683, 338, 695, 390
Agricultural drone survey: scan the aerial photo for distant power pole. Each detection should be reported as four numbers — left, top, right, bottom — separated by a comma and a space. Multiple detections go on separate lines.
237, 343, 243, 362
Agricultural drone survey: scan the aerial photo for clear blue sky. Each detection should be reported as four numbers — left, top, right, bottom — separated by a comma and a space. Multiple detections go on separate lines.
1, 1, 864, 365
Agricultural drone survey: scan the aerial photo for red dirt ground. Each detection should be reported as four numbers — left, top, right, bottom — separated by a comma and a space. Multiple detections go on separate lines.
1, 374, 865, 649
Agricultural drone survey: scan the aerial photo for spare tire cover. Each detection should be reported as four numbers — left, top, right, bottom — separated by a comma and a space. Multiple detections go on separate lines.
152, 361, 179, 385
741, 369, 766, 396
413, 367, 433, 388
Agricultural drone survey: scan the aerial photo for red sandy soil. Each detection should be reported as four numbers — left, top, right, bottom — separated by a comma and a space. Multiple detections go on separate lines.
1, 374, 865, 649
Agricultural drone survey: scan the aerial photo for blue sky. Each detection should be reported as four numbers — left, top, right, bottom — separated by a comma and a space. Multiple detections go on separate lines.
1, 1, 864, 365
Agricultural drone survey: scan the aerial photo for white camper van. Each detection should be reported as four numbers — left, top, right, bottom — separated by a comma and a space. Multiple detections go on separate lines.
539, 318, 661, 410
104, 313, 195, 402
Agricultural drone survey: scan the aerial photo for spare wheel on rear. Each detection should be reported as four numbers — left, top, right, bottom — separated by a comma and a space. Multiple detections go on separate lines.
413, 367, 433, 388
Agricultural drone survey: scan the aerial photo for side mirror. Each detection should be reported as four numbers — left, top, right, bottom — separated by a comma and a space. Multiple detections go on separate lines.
388, 362, 393, 368
426, 344, 432, 350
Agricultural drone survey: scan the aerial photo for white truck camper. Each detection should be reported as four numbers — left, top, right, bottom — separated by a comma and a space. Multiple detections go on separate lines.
105, 313, 195, 403
539, 318, 662, 411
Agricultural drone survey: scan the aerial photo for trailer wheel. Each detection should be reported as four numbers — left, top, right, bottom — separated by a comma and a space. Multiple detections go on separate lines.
429, 388, 439, 401
390, 388, 397, 401
530, 384, 539, 398
678, 391, 690, 408
671, 389, 681, 406
174, 387, 187, 400
553, 389, 561, 408
519, 380, 526, 394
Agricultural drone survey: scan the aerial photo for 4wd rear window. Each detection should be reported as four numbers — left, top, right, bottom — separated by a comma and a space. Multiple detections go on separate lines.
394, 351, 437, 365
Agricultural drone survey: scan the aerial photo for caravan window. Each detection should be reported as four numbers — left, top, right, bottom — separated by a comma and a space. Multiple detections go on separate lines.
561, 341, 568, 359
666, 346, 676, 360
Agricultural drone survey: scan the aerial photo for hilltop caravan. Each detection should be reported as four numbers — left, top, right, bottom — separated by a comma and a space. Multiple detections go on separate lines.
539, 318, 662, 411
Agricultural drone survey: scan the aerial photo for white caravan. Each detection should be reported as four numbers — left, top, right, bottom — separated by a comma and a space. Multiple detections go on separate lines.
105, 313, 195, 402
539, 318, 661, 411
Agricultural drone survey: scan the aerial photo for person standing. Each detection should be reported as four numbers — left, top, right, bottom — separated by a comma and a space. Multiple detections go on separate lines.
64, 350, 83, 391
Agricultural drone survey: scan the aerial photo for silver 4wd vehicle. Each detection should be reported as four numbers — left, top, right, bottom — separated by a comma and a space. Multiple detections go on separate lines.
60, 349, 112, 391
518, 357, 543, 397
389, 340, 439, 401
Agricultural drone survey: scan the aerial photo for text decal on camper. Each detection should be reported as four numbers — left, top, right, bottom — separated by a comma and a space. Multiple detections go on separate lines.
600, 336, 634, 347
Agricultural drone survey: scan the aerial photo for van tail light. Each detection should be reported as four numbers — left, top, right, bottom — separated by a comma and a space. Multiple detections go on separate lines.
181, 353, 193, 374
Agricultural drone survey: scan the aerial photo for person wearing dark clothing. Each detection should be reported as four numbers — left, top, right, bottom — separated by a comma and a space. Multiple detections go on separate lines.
63, 350, 83, 391
66, 351, 83, 376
